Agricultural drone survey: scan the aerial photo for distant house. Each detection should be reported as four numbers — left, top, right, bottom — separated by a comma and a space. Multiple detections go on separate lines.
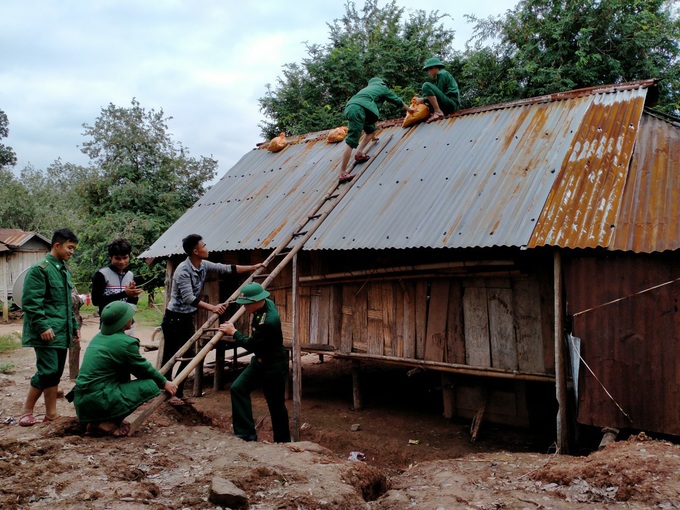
0, 229, 51, 319
141, 79, 680, 447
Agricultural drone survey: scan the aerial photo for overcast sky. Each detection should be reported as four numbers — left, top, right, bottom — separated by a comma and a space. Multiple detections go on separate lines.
1, 0, 517, 180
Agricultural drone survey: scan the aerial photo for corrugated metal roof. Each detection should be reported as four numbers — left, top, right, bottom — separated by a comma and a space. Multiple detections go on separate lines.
142, 79, 676, 259
609, 112, 680, 252
0, 229, 49, 250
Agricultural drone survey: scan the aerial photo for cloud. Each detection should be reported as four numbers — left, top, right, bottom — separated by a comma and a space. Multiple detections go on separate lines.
1, 0, 515, 177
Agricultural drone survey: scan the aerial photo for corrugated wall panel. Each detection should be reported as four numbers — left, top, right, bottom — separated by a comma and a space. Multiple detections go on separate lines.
565, 252, 680, 435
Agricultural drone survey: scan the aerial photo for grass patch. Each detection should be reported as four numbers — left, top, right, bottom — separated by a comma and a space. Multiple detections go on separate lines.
0, 361, 15, 374
0, 331, 22, 353
80, 290, 164, 327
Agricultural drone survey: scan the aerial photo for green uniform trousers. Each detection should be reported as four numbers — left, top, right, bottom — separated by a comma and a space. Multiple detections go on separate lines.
230, 357, 291, 443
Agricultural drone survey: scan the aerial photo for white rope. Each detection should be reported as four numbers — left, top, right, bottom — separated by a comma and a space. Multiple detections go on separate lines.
572, 276, 680, 317
577, 350, 633, 423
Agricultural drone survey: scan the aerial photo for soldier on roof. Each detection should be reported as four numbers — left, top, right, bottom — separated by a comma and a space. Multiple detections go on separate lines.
415, 57, 461, 124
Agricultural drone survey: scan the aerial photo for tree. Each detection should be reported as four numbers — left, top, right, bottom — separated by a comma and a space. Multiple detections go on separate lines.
466, 0, 680, 113
74, 99, 218, 300
0, 109, 17, 169
0, 167, 33, 229
259, 0, 458, 139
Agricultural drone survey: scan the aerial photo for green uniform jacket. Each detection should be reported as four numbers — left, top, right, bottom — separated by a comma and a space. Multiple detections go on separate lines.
73, 331, 167, 423
346, 77, 405, 118
433, 69, 460, 106
21, 253, 79, 349
233, 299, 287, 364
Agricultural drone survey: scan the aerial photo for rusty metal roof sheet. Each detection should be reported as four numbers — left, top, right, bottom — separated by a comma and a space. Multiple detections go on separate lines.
608, 112, 680, 252
141, 79, 676, 259
0, 229, 49, 251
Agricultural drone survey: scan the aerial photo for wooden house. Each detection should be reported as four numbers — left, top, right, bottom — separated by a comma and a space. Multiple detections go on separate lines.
0, 229, 51, 320
141, 80, 680, 448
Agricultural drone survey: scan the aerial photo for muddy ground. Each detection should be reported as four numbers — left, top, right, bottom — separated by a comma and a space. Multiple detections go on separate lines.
1, 314, 680, 509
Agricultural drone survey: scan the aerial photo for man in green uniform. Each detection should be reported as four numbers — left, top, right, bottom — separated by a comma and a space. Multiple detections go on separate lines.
71, 301, 177, 437
19, 228, 81, 426
415, 57, 461, 124
338, 77, 413, 183
219, 283, 291, 442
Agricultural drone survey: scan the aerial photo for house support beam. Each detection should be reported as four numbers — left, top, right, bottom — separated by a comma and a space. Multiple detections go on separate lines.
554, 250, 570, 454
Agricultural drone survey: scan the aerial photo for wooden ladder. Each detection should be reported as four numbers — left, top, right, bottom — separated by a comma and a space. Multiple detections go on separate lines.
128, 134, 393, 434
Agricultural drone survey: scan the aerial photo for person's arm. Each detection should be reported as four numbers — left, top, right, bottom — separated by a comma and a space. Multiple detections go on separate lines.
174, 269, 226, 314
124, 338, 168, 389
220, 319, 276, 354
22, 266, 52, 337
235, 263, 265, 274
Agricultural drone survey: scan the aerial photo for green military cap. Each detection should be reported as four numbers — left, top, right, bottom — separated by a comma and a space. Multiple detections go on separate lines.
235, 283, 270, 304
422, 57, 445, 70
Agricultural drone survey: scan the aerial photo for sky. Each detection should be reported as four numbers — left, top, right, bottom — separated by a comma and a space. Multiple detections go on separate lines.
1, 0, 517, 180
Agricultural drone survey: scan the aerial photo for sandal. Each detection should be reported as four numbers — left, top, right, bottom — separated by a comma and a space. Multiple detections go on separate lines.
338, 173, 356, 183
113, 422, 130, 437
426, 112, 444, 124
167, 396, 185, 406
42, 415, 61, 423
354, 154, 370, 163
19, 413, 37, 427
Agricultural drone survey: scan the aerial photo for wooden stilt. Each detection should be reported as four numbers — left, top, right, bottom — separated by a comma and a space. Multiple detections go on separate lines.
352, 360, 363, 411
441, 373, 455, 419
470, 389, 488, 442
214, 341, 225, 391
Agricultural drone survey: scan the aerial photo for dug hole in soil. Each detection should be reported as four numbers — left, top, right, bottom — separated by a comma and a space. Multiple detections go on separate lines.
1, 316, 680, 509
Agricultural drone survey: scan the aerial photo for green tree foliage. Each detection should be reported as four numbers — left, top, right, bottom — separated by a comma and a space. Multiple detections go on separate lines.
465, 0, 680, 112
259, 0, 457, 139
0, 110, 18, 169
0, 167, 33, 229
72, 99, 218, 296
18, 161, 91, 236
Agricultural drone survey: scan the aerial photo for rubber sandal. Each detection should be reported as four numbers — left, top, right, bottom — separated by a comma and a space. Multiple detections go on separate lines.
426, 112, 444, 124
19, 413, 37, 427
42, 415, 61, 423
167, 396, 185, 406
338, 173, 356, 183
113, 422, 130, 437
354, 154, 370, 163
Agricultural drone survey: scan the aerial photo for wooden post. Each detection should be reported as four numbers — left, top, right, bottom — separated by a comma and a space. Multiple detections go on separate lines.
68, 287, 83, 379
192, 337, 203, 398
214, 341, 225, 391
156, 259, 175, 370
441, 373, 455, 419
554, 250, 570, 454
351, 360, 363, 411
1, 256, 8, 322
291, 254, 302, 441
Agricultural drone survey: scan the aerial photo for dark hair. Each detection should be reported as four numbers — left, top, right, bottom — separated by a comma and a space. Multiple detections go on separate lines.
182, 234, 202, 255
51, 228, 78, 247
108, 238, 132, 257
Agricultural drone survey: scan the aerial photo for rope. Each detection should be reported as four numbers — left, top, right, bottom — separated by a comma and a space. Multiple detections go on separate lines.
572, 276, 680, 317
577, 349, 633, 423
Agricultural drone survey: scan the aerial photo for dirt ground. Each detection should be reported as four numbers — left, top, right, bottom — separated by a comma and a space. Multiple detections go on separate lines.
2, 314, 680, 509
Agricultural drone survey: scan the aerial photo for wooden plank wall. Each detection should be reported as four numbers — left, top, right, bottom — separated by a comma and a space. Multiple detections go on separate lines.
287, 274, 553, 376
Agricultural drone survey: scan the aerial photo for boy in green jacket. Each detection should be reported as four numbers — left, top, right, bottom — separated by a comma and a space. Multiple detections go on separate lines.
72, 301, 177, 436
19, 228, 81, 426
